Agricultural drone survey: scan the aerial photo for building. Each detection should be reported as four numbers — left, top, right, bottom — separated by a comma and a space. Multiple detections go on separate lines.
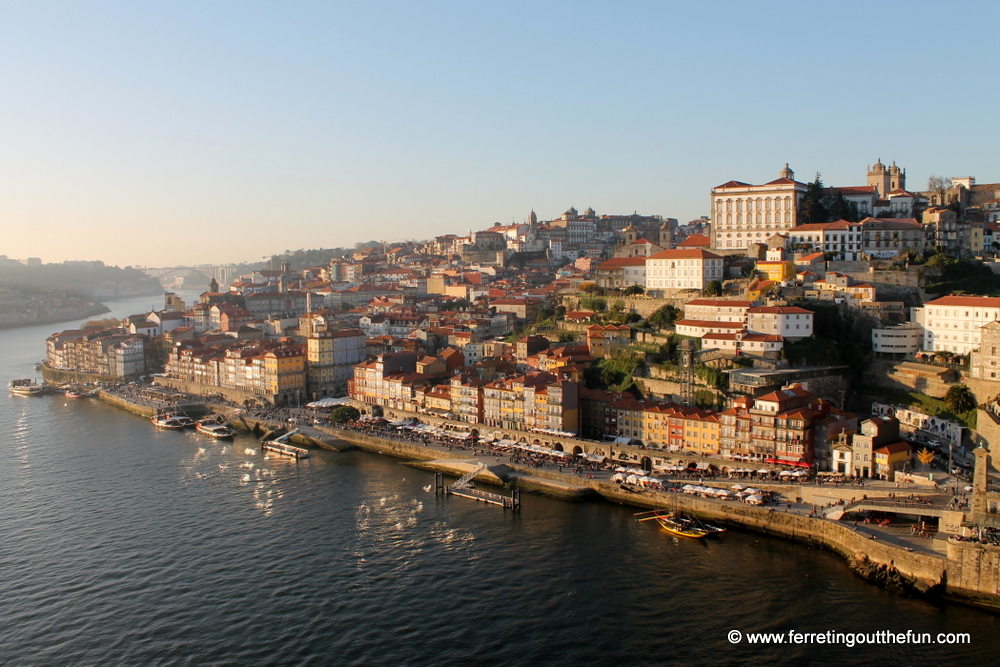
594, 257, 647, 290
755, 260, 795, 282
481, 373, 580, 435
701, 331, 783, 355
873, 441, 913, 480
718, 385, 846, 466
710, 164, 805, 251
914, 295, 1000, 355
871, 322, 923, 358
306, 330, 366, 398
644, 249, 724, 293
46, 327, 149, 379
970, 321, 1000, 380
682, 299, 752, 323
866, 159, 906, 197
788, 220, 864, 261
851, 417, 900, 478
860, 217, 926, 258
674, 320, 746, 339
746, 306, 813, 341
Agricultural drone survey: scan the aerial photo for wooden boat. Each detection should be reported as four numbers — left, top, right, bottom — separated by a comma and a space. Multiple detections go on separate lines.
636, 509, 710, 539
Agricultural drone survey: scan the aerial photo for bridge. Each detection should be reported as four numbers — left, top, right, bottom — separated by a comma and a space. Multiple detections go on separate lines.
141, 265, 241, 288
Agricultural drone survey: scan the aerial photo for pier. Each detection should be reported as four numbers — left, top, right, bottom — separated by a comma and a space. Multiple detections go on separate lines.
436, 465, 521, 511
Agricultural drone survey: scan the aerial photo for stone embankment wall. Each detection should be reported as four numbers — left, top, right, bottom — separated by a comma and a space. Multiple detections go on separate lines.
154, 377, 260, 406
42, 365, 120, 386
98, 390, 157, 418
946, 539, 1000, 605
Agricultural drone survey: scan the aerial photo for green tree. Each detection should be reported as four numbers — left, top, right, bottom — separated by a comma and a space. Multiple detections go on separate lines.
798, 174, 828, 224
945, 384, 976, 413
623, 285, 645, 296
331, 406, 361, 423
647, 304, 681, 328
704, 280, 722, 297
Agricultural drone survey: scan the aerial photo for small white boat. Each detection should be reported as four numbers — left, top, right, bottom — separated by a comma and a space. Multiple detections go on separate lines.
196, 420, 235, 438
151, 413, 195, 429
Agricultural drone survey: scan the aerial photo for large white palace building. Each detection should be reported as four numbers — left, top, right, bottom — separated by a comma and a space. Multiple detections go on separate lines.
710, 164, 806, 252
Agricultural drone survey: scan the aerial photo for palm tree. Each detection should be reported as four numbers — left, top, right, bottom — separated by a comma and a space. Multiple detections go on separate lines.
945, 384, 976, 413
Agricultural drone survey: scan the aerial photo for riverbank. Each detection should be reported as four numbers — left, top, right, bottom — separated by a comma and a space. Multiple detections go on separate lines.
94, 389, 1000, 612
0, 303, 110, 330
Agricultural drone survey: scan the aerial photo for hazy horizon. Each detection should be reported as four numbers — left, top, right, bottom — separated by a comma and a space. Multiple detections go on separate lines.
3, 1, 997, 267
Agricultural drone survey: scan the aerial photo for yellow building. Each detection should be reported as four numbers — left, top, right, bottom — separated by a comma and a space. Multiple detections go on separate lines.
755, 260, 795, 282
263, 346, 306, 406
873, 441, 913, 480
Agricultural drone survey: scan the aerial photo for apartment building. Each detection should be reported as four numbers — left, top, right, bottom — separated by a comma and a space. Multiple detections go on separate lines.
644, 249, 724, 293
914, 295, 1000, 355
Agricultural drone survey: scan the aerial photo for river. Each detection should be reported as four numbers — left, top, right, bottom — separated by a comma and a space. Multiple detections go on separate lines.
1, 292, 997, 665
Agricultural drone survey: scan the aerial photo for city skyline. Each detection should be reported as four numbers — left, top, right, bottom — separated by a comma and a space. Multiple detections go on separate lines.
2, 1, 997, 266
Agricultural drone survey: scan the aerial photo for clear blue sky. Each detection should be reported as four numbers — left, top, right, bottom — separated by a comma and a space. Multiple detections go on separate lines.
1, 1, 996, 267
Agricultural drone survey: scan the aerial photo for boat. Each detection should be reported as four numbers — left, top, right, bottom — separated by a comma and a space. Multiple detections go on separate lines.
196, 420, 235, 439
9, 379, 44, 396
636, 509, 709, 539
151, 413, 195, 429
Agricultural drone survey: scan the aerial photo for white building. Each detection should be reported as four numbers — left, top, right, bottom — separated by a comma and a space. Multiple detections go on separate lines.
675, 320, 746, 338
871, 322, 923, 357
682, 299, 752, 323
702, 331, 784, 354
788, 220, 864, 261
644, 249, 724, 293
914, 295, 1000, 355
746, 306, 813, 341
710, 165, 806, 251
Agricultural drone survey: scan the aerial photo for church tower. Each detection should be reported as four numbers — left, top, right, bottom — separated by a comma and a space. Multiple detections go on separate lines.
208, 277, 219, 293
868, 159, 889, 197
889, 161, 905, 192
623, 224, 638, 245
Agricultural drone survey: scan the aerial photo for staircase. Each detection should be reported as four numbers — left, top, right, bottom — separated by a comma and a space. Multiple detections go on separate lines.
451, 463, 487, 489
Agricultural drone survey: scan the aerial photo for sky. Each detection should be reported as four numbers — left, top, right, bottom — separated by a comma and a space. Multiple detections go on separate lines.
1, 1, 997, 268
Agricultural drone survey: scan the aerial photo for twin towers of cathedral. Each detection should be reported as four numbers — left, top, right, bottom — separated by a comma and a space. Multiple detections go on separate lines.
777, 159, 904, 198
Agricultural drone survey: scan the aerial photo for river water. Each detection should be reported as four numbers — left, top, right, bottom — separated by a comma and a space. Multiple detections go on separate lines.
1, 292, 997, 665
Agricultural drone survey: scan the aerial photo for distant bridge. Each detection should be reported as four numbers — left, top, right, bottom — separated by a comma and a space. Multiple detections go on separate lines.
141, 265, 240, 287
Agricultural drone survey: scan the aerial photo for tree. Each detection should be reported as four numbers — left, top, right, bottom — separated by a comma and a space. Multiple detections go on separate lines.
917, 448, 935, 473
927, 175, 953, 205
579, 282, 600, 294
704, 280, 722, 297
945, 384, 976, 414
623, 285, 645, 296
647, 304, 680, 328
331, 406, 361, 423
798, 174, 828, 224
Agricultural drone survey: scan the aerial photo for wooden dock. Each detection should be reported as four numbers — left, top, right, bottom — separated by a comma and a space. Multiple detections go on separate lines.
435, 466, 521, 511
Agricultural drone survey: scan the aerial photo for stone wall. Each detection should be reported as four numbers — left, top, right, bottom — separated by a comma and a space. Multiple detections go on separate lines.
946, 539, 1000, 605
153, 377, 262, 406
42, 365, 120, 386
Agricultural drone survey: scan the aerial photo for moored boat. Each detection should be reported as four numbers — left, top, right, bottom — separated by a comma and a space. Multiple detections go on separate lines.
151, 413, 195, 429
9, 379, 44, 396
196, 420, 235, 438
636, 509, 710, 539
